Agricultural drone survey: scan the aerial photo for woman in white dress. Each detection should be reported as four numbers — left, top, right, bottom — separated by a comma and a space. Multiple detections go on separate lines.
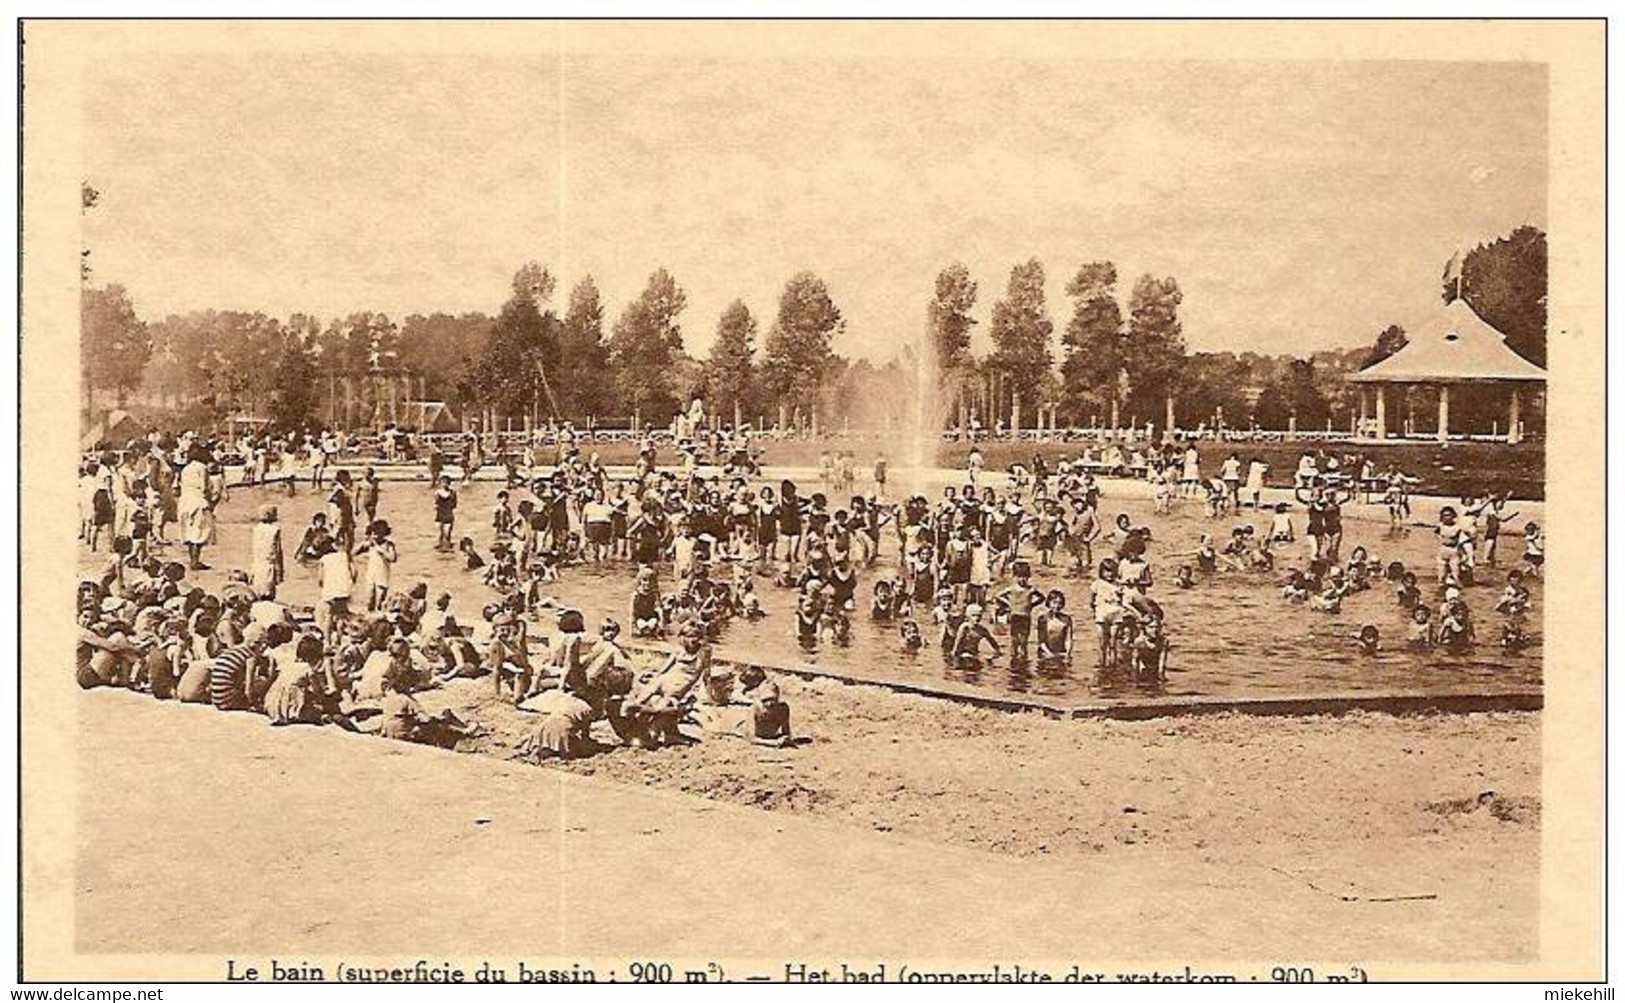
1180, 445, 1201, 498
177, 444, 214, 569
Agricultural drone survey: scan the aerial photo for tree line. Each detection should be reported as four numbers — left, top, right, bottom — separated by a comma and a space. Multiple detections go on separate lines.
80, 226, 1546, 436
80, 264, 849, 433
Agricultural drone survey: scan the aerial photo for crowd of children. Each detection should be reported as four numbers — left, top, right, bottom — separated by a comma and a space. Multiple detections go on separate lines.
77, 425, 1543, 764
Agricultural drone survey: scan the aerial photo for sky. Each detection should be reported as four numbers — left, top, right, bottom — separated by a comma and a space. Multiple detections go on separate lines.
81, 50, 1546, 361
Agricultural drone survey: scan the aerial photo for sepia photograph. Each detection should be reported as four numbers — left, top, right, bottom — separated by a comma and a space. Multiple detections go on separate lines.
17, 17, 1606, 985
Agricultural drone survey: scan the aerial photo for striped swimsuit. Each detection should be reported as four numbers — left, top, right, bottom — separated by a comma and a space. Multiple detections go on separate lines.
208, 644, 256, 711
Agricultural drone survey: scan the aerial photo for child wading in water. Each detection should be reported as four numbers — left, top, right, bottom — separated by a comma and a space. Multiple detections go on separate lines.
1035, 590, 1074, 661
995, 561, 1044, 662
949, 602, 1001, 668
1090, 558, 1123, 668
433, 476, 458, 552
358, 519, 398, 611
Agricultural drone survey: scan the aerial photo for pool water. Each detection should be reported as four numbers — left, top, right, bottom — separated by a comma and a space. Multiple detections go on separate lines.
90, 475, 1541, 705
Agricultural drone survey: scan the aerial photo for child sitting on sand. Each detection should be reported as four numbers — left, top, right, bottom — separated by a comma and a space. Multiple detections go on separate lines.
378, 678, 480, 749
485, 611, 533, 701
628, 566, 663, 637
739, 665, 792, 745
618, 623, 711, 747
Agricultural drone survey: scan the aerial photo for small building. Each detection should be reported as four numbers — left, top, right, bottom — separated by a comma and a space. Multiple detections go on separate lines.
80, 408, 147, 452
222, 413, 271, 442
1349, 298, 1546, 443
400, 400, 460, 434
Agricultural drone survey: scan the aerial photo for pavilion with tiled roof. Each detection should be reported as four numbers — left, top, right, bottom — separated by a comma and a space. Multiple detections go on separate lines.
1349, 296, 1546, 443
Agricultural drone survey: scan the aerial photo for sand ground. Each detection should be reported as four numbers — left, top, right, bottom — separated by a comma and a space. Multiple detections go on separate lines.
65, 463, 1542, 969
72, 683, 1539, 966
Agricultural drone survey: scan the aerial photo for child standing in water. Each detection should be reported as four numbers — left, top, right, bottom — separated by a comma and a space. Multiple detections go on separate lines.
1384, 479, 1407, 529
1520, 521, 1544, 576
1478, 493, 1519, 567
492, 490, 514, 541
1035, 590, 1074, 661
995, 562, 1043, 662
433, 476, 458, 552
1433, 506, 1467, 584
1090, 558, 1123, 668
949, 603, 1001, 668
358, 519, 398, 611
1405, 606, 1434, 650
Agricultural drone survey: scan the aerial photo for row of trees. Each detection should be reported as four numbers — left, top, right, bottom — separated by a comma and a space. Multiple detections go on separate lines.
82, 227, 1547, 436
917, 225, 1546, 433
927, 258, 1190, 428
82, 263, 850, 432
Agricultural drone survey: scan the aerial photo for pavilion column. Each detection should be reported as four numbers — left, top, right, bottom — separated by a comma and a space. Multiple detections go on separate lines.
1508, 388, 1522, 445
1374, 385, 1387, 441
1436, 384, 1450, 444
1358, 389, 1368, 434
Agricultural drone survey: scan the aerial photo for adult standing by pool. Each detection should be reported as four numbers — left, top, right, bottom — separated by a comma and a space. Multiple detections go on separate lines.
461, 432, 483, 485
177, 443, 215, 570
1294, 451, 1318, 489
1220, 452, 1242, 509
1244, 455, 1268, 509
1180, 442, 1201, 499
